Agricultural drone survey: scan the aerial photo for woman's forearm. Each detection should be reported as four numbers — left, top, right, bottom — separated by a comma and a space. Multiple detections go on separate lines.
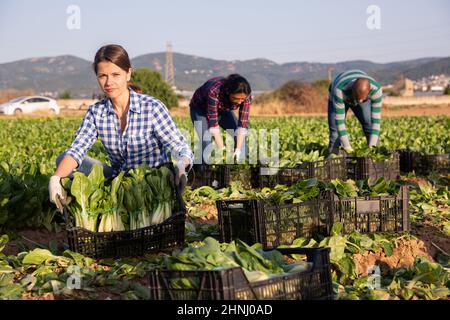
211, 128, 225, 149
54, 156, 79, 178
236, 129, 246, 151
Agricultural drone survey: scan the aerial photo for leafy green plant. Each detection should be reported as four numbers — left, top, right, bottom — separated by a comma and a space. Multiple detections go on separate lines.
163, 237, 311, 288
62, 164, 177, 232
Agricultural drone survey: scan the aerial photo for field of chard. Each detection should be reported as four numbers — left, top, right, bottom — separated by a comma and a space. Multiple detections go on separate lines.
0, 115, 449, 300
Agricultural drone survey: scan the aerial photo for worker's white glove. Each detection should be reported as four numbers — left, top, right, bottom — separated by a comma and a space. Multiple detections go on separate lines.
368, 135, 378, 148
343, 146, 354, 155
49, 175, 67, 213
233, 149, 242, 162
211, 145, 225, 164
216, 145, 226, 154
175, 157, 190, 188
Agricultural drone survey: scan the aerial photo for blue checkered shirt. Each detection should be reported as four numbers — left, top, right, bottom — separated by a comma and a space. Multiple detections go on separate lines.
65, 89, 193, 176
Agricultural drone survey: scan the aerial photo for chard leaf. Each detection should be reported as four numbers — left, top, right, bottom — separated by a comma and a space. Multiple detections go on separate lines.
0, 234, 8, 253
0, 284, 24, 300
22, 248, 57, 266
380, 242, 394, 256
321, 235, 347, 263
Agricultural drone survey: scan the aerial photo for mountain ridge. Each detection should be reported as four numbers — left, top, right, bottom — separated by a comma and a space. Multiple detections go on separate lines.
0, 53, 448, 97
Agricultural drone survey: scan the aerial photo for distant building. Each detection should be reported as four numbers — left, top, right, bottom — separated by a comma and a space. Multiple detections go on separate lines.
413, 74, 450, 92
402, 78, 414, 96
430, 85, 444, 92
392, 77, 414, 97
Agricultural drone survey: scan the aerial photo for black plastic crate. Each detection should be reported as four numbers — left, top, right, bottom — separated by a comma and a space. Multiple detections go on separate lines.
63, 163, 186, 259
217, 187, 410, 248
414, 153, 450, 175
217, 197, 329, 249
65, 213, 186, 259
346, 152, 400, 182
188, 164, 227, 189
148, 247, 333, 300
325, 186, 410, 235
255, 157, 347, 188
398, 149, 413, 173
188, 164, 256, 189
398, 149, 450, 175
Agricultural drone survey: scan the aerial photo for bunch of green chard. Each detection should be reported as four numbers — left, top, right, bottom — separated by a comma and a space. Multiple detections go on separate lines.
270, 150, 325, 167
261, 177, 400, 205
61, 164, 177, 232
329, 177, 400, 198
184, 177, 401, 208
163, 237, 312, 287
349, 146, 394, 162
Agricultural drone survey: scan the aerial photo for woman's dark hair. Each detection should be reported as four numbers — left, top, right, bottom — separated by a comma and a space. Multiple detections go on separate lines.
223, 74, 251, 96
93, 44, 131, 74
128, 83, 143, 93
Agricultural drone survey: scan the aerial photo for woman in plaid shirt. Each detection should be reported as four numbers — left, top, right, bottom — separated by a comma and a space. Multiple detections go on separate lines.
189, 74, 252, 164
49, 44, 193, 212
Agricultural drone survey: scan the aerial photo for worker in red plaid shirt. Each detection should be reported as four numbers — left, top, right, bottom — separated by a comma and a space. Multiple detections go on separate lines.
189, 74, 252, 164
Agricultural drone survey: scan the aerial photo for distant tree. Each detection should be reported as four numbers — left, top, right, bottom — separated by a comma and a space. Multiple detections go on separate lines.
382, 87, 399, 97
59, 90, 72, 99
312, 79, 331, 94
444, 85, 450, 95
255, 80, 327, 112
130, 68, 178, 108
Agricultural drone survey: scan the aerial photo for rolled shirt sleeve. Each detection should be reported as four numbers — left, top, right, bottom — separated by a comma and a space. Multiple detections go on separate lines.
206, 90, 220, 129
238, 96, 251, 131
65, 108, 98, 166
152, 100, 194, 167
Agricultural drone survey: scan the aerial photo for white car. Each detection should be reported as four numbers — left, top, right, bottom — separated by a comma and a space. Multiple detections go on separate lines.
0, 96, 60, 115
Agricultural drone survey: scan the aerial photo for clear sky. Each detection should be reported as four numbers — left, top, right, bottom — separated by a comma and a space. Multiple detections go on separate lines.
0, 0, 449, 64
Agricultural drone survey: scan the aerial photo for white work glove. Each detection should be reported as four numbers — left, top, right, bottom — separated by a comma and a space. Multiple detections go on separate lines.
175, 157, 190, 187
343, 146, 354, 154
368, 135, 378, 148
216, 145, 226, 155
210, 145, 225, 164
49, 175, 67, 213
233, 149, 242, 162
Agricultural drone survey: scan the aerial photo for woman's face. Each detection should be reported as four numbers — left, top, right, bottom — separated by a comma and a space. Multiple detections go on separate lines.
229, 92, 248, 105
96, 61, 131, 99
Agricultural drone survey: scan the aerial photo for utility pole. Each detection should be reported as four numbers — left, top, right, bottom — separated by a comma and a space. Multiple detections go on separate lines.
165, 42, 175, 89
328, 67, 334, 82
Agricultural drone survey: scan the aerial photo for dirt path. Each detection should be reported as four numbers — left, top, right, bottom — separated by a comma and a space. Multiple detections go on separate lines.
353, 237, 434, 276
154, 104, 450, 118
0, 103, 448, 119
383, 104, 450, 117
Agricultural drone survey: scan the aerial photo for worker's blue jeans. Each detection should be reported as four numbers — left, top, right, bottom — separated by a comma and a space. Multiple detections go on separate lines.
56, 152, 114, 179
327, 98, 372, 155
190, 107, 246, 164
